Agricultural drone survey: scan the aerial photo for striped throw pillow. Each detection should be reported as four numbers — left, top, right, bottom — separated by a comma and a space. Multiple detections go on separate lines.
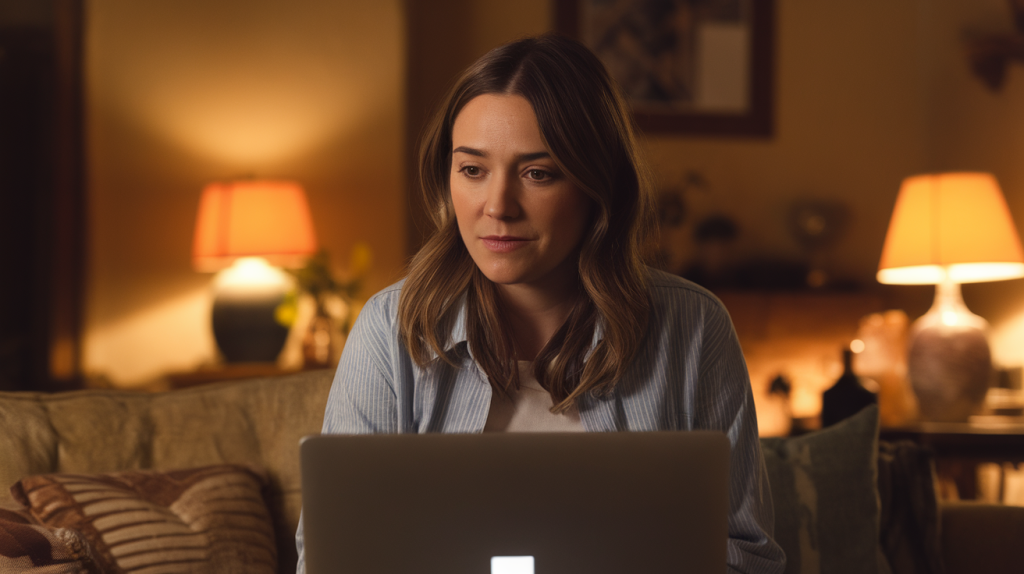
0, 507, 100, 573
11, 465, 277, 574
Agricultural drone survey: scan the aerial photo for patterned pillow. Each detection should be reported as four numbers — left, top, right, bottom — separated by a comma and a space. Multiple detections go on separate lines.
10, 465, 277, 574
0, 507, 100, 573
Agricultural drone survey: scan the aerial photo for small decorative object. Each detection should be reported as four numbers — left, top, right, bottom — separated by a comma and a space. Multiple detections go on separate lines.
655, 170, 708, 275
276, 244, 372, 369
756, 374, 793, 437
821, 347, 877, 428
787, 199, 850, 289
683, 213, 739, 290
192, 180, 317, 362
877, 173, 1024, 422
653, 190, 687, 273
966, 0, 1024, 91
853, 310, 918, 427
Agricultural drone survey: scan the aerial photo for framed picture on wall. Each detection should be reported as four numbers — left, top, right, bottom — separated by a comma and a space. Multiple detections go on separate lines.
555, 0, 775, 137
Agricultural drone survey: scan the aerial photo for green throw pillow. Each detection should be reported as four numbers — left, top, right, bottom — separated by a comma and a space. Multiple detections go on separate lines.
761, 405, 881, 574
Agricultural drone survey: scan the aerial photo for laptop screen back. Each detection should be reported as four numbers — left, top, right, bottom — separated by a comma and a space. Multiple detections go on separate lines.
301, 431, 729, 574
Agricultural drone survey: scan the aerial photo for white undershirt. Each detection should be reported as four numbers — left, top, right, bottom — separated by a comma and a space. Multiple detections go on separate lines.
483, 361, 585, 433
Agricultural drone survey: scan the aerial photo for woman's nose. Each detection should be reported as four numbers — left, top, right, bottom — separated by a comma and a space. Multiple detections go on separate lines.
483, 174, 520, 219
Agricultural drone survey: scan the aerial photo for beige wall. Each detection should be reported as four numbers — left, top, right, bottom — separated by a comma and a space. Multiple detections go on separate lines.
626, 0, 936, 404
80, 0, 1024, 386
649, 0, 1024, 378
929, 0, 1024, 368
645, 0, 1024, 381
646, 0, 932, 287
405, 0, 935, 287
83, 0, 405, 385
403, 0, 550, 253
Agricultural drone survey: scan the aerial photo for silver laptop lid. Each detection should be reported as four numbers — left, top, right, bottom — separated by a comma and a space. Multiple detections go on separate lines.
301, 431, 729, 574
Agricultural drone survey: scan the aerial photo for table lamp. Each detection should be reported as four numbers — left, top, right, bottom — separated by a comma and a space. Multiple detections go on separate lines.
877, 172, 1024, 421
193, 180, 317, 362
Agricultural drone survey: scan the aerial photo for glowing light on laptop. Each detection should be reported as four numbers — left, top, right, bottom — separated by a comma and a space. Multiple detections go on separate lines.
491, 556, 534, 574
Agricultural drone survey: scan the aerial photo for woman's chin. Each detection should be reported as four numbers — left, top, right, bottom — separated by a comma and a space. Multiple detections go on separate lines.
473, 260, 539, 286
478, 268, 529, 286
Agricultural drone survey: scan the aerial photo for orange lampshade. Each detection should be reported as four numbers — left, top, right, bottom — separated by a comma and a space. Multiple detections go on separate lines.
877, 172, 1024, 285
192, 180, 317, 271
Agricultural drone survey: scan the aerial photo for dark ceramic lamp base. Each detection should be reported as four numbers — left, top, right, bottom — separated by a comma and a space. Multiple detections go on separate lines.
209, 257, 291, 363
212, 295, 289, 362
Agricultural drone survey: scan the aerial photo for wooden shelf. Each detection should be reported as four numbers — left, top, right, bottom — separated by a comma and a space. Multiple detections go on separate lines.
165, 363, 325, 390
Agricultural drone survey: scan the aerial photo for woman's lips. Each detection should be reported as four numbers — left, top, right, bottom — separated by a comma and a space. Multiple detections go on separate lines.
480, 236, 529, 253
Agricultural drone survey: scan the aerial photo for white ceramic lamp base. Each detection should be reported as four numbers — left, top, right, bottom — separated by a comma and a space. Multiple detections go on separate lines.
907, 280, 992, 422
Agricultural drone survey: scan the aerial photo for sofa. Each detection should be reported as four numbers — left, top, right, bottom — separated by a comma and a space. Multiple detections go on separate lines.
0, 369, 1021, 574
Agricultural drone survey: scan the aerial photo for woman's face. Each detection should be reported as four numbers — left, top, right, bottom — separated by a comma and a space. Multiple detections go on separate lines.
450, 94, 592, 294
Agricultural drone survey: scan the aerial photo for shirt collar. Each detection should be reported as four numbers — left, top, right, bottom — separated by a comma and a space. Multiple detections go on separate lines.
442, 294, 604, 358
451, 295, 469, 346
425, 295, 469, 364
590, 315, 605, 352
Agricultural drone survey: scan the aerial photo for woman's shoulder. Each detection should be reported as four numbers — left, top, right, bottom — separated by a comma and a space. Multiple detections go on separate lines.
356, 279, 406, 325
366, 279, 406, 303
646, 267, 727, 313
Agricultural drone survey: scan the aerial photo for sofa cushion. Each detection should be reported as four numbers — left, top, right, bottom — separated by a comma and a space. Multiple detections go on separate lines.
941, 501, 1024, 574
0, 507, 100, 573
0, 369, 334, 574
760, 405, 881, 574
11, 464, 276, 574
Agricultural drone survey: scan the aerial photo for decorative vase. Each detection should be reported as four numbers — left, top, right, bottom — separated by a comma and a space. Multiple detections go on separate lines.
302, 302, 335, 369
853, 310, 919, 427
907, 280, 992, 422
822, 348, 877, 428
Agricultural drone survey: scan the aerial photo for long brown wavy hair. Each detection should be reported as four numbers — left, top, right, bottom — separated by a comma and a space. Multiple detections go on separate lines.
399, 34, 656, 412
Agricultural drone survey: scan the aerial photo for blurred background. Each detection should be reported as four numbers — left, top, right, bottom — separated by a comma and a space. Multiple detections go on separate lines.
4, 0, 1024, 425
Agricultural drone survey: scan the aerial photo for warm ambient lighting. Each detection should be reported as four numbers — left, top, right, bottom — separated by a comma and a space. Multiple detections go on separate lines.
491, 556, 535, 574
877, 172, 1024, 285
877, 172, 1024, 421
192, 180, 318, 363
193, 180, 317, 272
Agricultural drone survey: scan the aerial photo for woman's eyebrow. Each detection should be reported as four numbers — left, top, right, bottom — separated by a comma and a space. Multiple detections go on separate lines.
453, 146, 485, 157
451, 146, 551, 163
517, 151, 551, 162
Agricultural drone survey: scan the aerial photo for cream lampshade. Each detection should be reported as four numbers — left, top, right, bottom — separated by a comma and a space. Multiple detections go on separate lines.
192, 180, 318, 363
877, 172, 1024, 421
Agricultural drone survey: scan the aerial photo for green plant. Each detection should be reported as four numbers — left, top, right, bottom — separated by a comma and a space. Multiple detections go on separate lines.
275, 243, 372, 336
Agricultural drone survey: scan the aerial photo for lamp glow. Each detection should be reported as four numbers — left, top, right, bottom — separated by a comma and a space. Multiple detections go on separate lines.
193, 180, 317, 272
877, 173, 1024, 285
877, 172, 1024, 421
192, 180, 318, 363
491, 556, 534, 574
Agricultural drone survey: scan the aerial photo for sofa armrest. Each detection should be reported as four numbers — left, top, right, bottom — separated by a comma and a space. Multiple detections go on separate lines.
941, 501, 1024, 574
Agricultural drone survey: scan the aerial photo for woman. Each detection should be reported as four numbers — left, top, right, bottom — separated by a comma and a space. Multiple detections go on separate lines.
297, 34, 784, 573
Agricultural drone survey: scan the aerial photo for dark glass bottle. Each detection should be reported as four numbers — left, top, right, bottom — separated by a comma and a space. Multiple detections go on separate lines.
821, 348, 877, 428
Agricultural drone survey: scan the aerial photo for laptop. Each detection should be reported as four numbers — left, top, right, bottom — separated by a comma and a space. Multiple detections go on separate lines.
300, 431, 729, 574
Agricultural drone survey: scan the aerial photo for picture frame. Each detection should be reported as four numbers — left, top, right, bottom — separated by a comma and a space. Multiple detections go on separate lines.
555, 0, 775, 137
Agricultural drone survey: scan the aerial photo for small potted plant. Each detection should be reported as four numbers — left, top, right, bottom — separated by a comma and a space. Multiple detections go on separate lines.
276, 243, 372, 368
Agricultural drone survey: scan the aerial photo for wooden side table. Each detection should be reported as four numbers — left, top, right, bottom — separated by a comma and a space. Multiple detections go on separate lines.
881, 420, 1024, 500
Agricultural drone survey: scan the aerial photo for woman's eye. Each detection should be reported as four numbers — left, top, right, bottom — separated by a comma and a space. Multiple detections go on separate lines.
526, 169, 550, 181
460, 166, 481, 177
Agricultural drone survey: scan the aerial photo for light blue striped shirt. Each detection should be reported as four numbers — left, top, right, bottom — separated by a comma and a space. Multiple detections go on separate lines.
297, 269, 785, 573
